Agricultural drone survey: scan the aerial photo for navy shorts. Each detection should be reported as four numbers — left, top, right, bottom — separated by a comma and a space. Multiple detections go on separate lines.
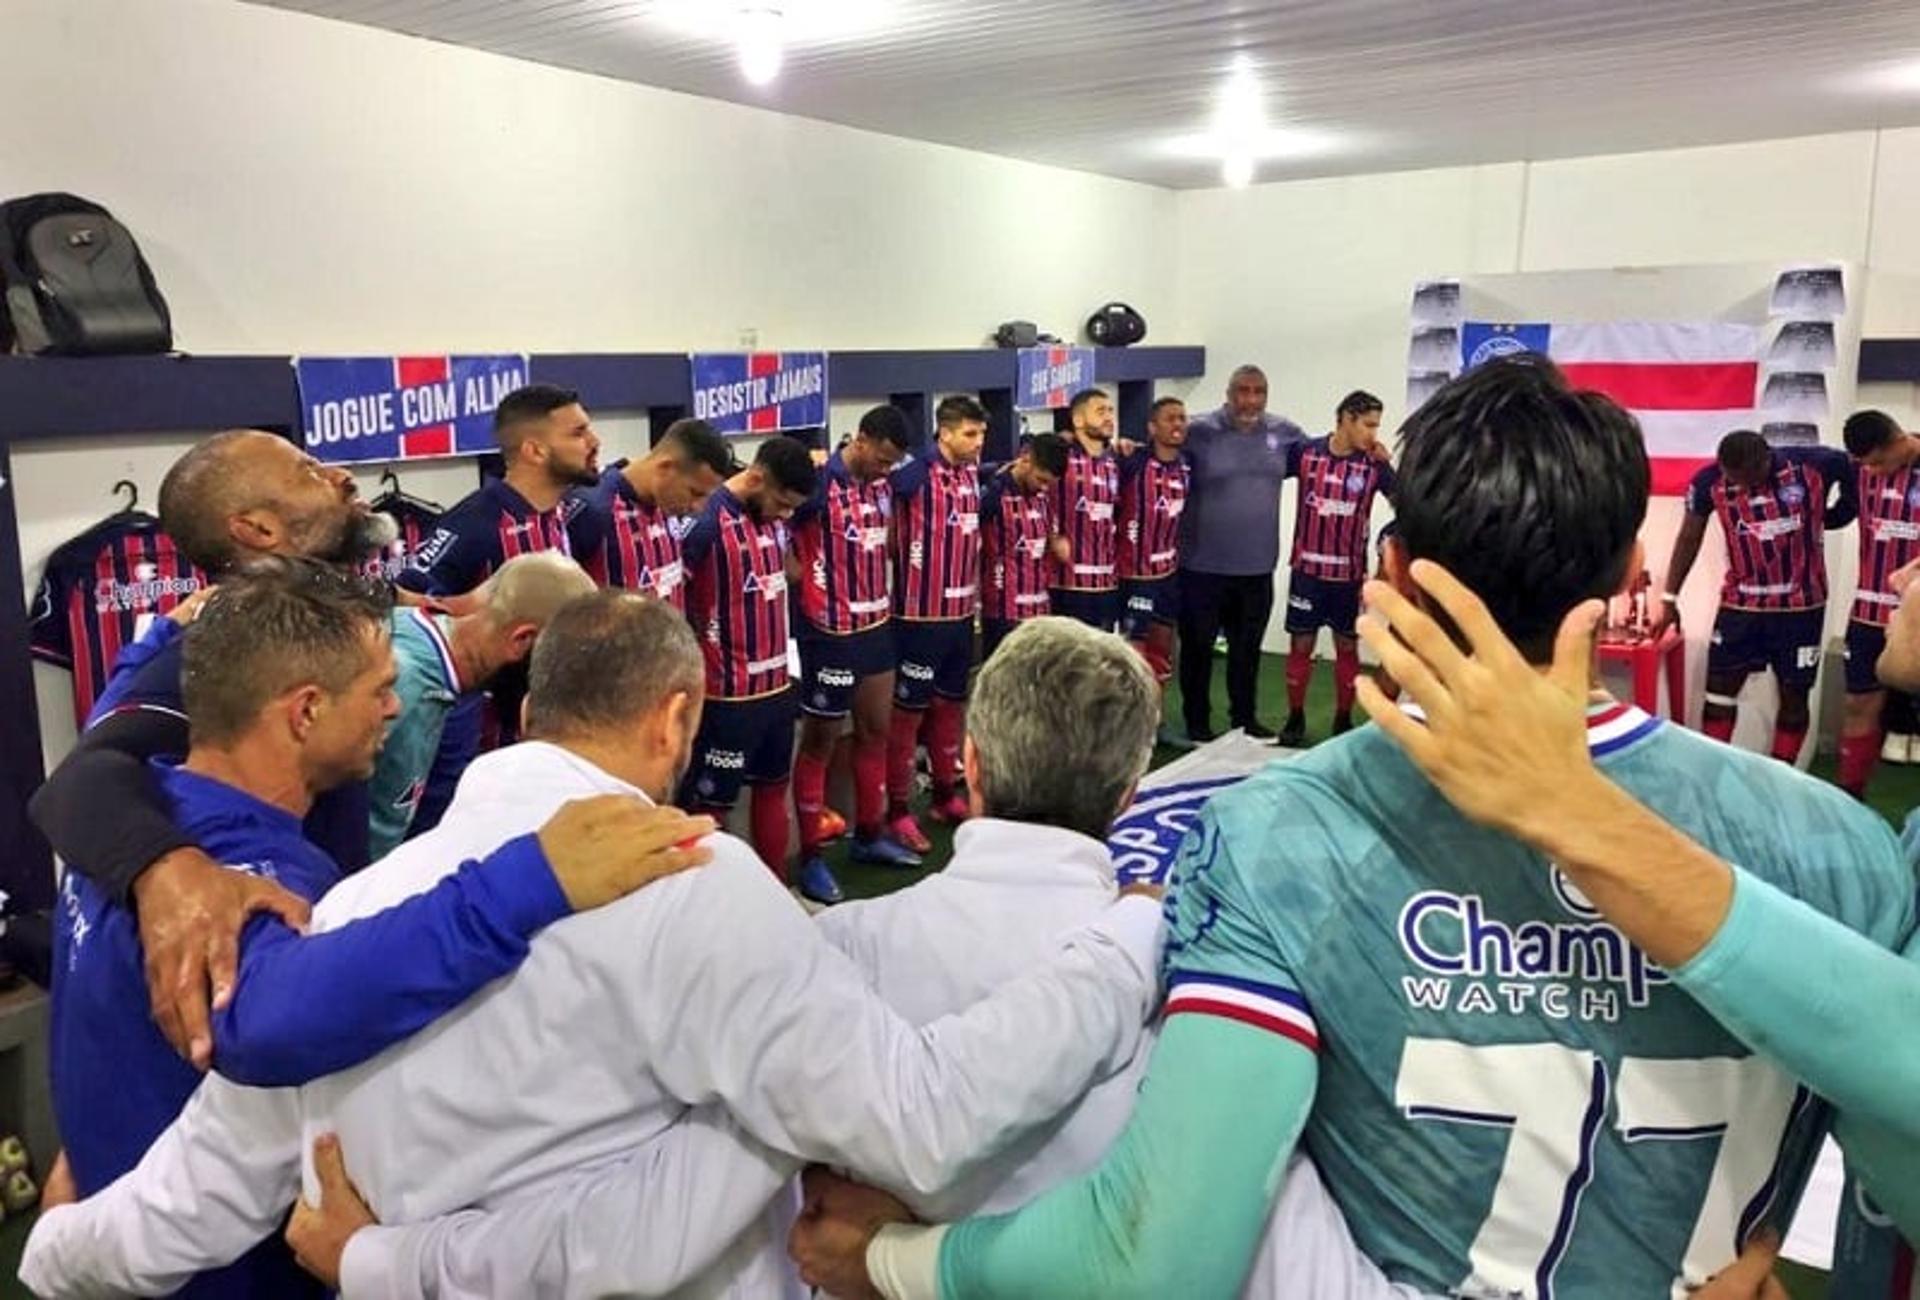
1845, 620, 1891, 695
1120, 575, 1179, 641
1050, 587, 1122, 633
894, 618, 973, 709
680, 688, 797, 809
981, 616, 1022, 661
1284, 572, 1362, 638
798, 622, 894, 718
1708, 606, 1826, 691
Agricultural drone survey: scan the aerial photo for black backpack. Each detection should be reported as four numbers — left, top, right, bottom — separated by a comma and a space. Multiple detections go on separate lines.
1086, 302, 1147, 347
0, 193, 172, 355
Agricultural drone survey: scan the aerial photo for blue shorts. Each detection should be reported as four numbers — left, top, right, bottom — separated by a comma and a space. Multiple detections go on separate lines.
679, 688, 797, 809
981, 616, 1023, 661
1120, 575, 1179, 641
798, 621, 894, 718
1050, 587, 1121, 633
894, 618, 973, 709
1708, 606, 1825, 691
1845, 620, 1890, 695
1284, 572, 1362, 638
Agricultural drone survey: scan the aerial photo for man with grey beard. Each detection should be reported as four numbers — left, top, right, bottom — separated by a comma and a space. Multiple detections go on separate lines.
30, 429, 413, 1072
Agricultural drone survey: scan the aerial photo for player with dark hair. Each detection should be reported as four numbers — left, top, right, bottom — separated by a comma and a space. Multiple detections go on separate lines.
1835, 409, 1920, 796
399, 384, 600, 834
679, 436, 817, 880
1654, 427, 1856, 764
565, 417, 735, 608
46, 558, 712, 1297
802, 352, 1912, 1300
1116, 397, 1191, 737
1048, 388, 1122, 632
885, 396, 987, 854
980, 433, 1069, 660
789, 407, 923, 904
1278, 390, 1394, 748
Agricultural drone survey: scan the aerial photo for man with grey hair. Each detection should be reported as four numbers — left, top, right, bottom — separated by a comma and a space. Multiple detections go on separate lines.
1179, 364, 1304, 744
269, 617, 1412, 1300
371, 551, 598, 856
25, 597, 1166, 1300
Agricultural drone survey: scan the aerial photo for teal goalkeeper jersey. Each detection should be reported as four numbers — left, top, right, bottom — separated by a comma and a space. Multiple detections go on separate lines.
1163, 700, 1917, 1300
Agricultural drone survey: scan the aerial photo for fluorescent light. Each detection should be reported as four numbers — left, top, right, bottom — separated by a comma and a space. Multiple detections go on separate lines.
1162, 126, 1342, 162
738, 5, 784, 86
1222, 155, 1254, 187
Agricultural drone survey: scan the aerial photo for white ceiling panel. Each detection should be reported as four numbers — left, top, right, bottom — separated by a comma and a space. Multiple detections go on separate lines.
243, 0, 1920, 187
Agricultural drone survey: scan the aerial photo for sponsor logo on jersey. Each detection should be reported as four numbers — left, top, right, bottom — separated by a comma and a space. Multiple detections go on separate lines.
94, 563, 202, 613
1396, 872, 1671, 1022
705, 749, 747, 770
817, 667, 855, 688
900, 661, 935, 681
1738, 515, 1803, 542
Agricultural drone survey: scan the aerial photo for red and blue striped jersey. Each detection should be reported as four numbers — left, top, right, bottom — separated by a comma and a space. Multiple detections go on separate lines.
979, 464, 1054, 622
565, 463, 688, 611
1286, 438, 1396, 582
1686, 447, 1856, 611
1853, 462, 1920, 626
360, 495, 443, 586
1050, 442, 1121, 592
398, 479, 571, 597
890, 454, 981, 622
1118, 451, 1192, 582
790, 451, 893, 634
682, 486, 792, 699
29, 515, 209, 725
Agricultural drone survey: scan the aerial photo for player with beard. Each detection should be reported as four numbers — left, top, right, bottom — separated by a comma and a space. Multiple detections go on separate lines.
30, 430, 402, 1073
397, 385, 601, 833
1049, 389, 1123, 633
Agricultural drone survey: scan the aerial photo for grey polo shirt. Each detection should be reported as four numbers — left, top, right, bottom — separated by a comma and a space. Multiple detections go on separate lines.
1179, 405, 1305, 576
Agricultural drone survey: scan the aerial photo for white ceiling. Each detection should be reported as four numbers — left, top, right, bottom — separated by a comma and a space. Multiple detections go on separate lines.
245, 0, 1920, 189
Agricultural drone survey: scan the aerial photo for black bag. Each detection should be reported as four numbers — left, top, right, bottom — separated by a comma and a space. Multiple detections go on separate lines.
0, 193, 172, 355
994, 320, 1040, 349
1086, 302, 1147, 347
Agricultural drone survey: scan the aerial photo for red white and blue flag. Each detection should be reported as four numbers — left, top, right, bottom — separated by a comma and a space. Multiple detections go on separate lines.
297, 354, 529, 464
1461, 321, 1762, 497
690, 351, 829, 436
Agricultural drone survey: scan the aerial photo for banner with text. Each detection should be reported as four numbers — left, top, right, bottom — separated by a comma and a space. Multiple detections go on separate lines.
297, 355, 530, 464
690, 352, 829, 435
1017, 346, 1096, 410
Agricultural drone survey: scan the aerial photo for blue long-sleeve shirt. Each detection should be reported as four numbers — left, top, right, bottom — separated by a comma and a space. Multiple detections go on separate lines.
52, 762, 568, 1200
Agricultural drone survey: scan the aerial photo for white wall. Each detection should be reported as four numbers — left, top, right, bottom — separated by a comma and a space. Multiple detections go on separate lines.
1178, 129, 1920, 746
7, 0, 1178, 768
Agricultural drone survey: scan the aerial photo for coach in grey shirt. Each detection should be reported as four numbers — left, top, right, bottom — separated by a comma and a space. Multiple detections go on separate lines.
1177, 364, 1303, 742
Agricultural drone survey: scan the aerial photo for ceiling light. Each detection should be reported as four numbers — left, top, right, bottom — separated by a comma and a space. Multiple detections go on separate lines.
737, 4, 784, 86
1222, 155, 1254, 188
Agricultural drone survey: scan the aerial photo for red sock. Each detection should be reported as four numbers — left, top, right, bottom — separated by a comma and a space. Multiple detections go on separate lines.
1702, 714, 1736, 744
1770, 727, 1807, 764
1334, 643, 1360, 716
853, 735, 887, 838
750, 781, 791, 879
792, 752, 829, 855
1839, 732, 1882, 795
927, 697, 965, 798
1286, 645, 1312, 712
888, 708, 924, 818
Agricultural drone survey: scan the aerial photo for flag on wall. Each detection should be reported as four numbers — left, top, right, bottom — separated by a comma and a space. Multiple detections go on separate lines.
1460, 321, 1761, 496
